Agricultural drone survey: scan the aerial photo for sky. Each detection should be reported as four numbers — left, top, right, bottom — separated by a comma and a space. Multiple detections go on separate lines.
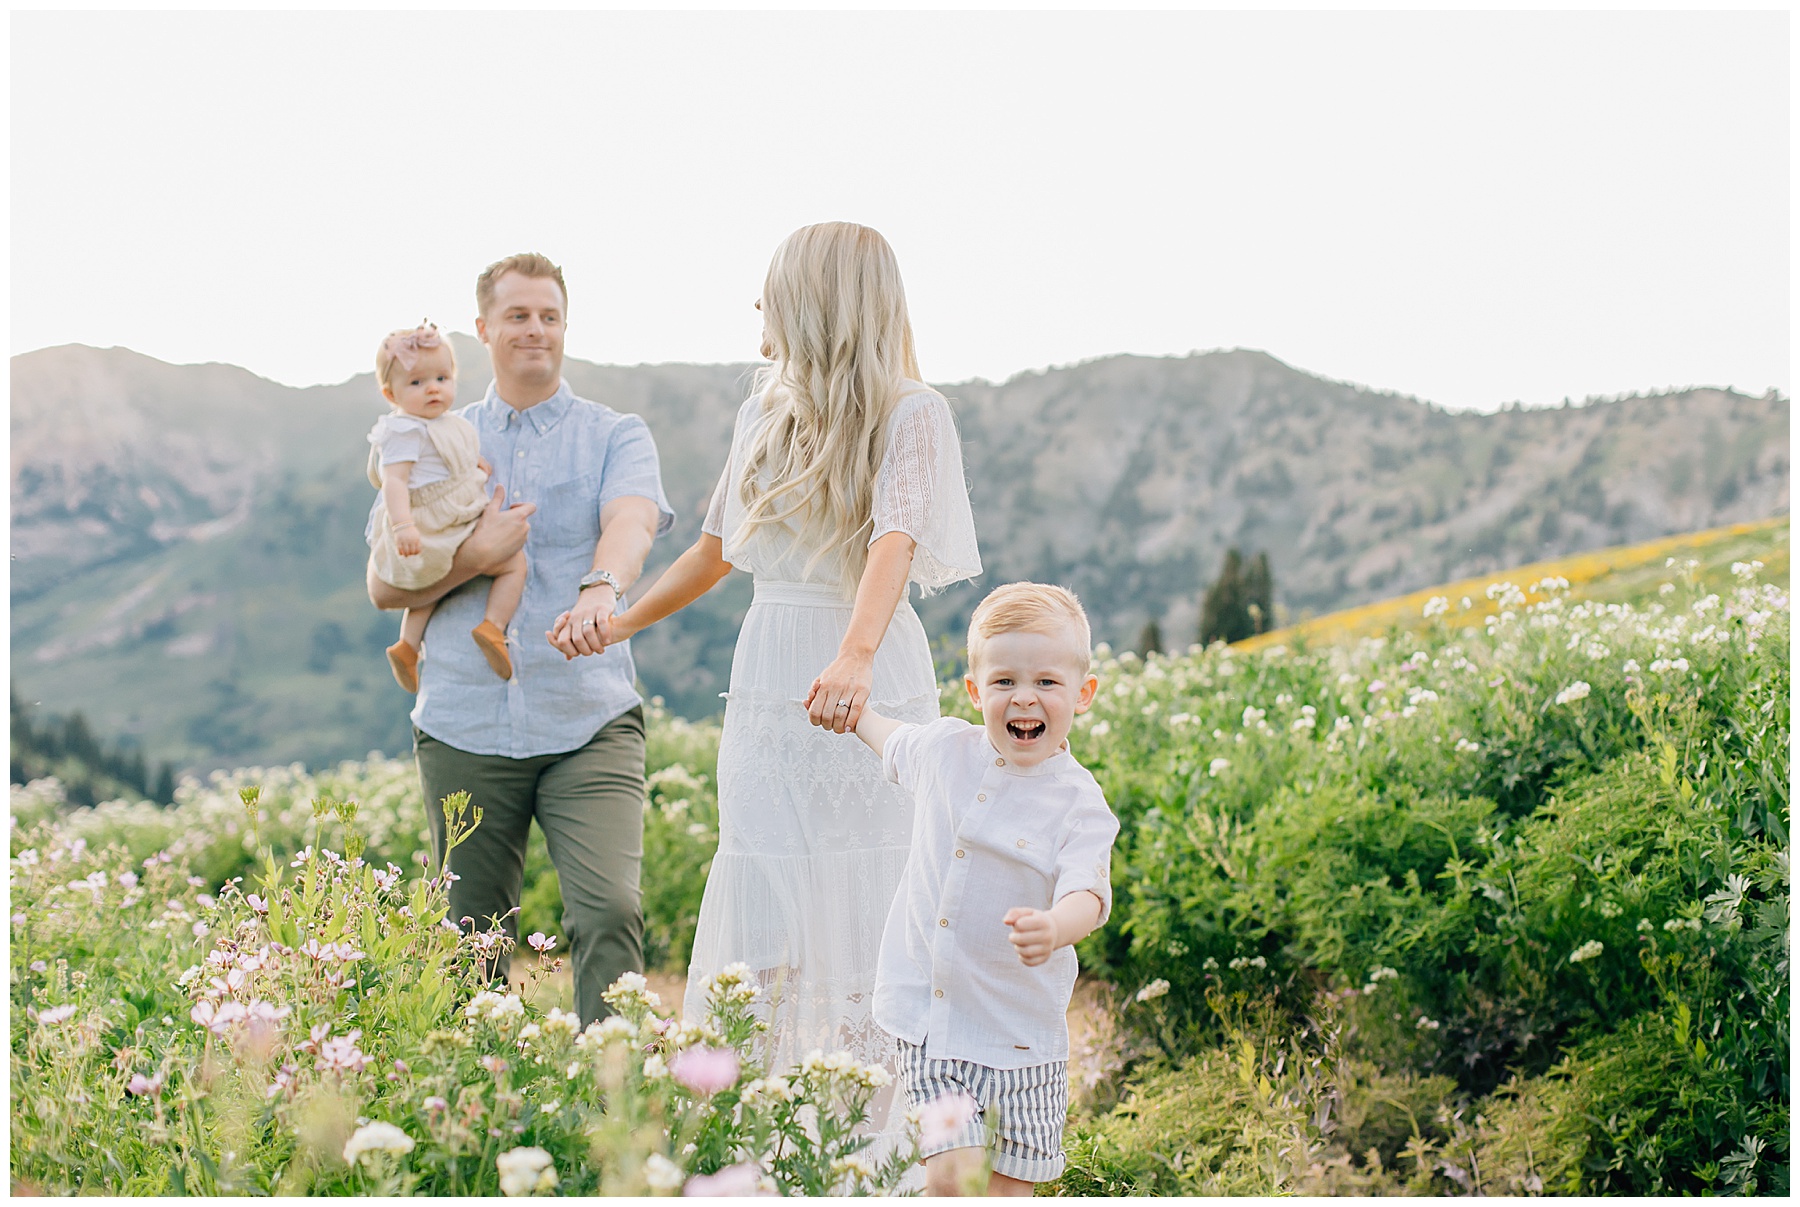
10, 8, 1790, 412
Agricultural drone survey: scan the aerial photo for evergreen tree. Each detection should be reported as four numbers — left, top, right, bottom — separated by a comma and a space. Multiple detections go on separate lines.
1137, 618, 1165, 657
153, 763, 178, 805
1200, 548, 1279, 645
1199, 548, 1251, 645
1243, 552, 1275, 635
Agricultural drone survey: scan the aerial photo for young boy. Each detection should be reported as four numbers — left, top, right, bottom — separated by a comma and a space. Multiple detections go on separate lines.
850, 582, 1119, 1196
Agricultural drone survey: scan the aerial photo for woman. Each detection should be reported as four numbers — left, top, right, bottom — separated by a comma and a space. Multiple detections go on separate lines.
591, 222, 979, 1089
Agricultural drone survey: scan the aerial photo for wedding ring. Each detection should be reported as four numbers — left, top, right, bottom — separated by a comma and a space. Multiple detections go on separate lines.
836, 702, 851, 710
582, 619, 594, 628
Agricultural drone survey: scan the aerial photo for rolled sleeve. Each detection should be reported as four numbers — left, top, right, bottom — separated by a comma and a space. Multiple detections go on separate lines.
1051, 806, 1120, 927
599, 414, 676, 536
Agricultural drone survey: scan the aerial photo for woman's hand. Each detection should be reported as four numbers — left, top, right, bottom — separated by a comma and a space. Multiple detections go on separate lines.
805, 649, 875, 734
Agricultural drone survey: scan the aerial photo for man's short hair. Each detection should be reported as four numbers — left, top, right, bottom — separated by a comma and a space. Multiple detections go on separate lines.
476, 253, 568, 318
967, 582, 1093, 676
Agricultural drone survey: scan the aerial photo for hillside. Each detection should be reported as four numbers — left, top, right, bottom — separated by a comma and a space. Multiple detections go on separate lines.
1236, 516, 1790, 653
10, 342, 1788, 773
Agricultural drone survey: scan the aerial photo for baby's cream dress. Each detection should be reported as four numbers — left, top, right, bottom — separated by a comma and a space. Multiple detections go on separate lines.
366, 411, 490, 589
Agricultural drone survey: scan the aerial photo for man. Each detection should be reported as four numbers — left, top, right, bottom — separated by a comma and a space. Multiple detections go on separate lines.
368, 253, 673, 1023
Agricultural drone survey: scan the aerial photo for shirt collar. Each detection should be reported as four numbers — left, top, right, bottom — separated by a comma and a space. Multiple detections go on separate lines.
981, 732, 1074, 777
483, 378, 575, 434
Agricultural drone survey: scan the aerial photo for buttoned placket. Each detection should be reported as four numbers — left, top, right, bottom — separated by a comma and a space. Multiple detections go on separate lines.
494, 405, 532, 756
925, 756, 1009, 1055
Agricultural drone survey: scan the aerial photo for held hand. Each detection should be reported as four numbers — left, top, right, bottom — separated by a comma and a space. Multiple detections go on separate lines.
546, 587, 617, 659
463, 483, 536, 574
804, 650, 874, 734
1003, 907, 1058, 967
396, 527, 422, 557
477, 456, 493, 476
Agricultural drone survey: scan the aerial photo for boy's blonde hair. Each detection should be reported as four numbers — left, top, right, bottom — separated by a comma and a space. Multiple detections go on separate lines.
476, 252, 568, 318
374, 321, 457, 390
967, 582, 1093, 676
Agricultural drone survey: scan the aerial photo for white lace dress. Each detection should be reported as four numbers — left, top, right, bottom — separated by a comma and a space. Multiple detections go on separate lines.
686, 382, 982, 1120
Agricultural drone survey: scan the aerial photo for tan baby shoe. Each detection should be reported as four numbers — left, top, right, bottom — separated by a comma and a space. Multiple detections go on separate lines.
386, 641, 420, 694
472, 620, 513, 680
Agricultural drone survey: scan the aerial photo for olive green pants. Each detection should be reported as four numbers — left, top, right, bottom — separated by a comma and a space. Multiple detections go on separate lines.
416, 707, 646, 1024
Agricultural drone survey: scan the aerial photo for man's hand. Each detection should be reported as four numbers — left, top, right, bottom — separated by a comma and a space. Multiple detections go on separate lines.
1003, 907, 1059, 967
463, 483, 535, 574
368, 483, 535, 612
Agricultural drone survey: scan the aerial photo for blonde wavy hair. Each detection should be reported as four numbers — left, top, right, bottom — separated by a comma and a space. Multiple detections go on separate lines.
734, 222, 922, 589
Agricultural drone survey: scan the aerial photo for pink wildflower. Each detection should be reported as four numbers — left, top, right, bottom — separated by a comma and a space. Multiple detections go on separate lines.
126, 1071, 165, 1097
918, 1092, 979, 1147
670, 1046, 740, 1096
683, 1162, 763, 1196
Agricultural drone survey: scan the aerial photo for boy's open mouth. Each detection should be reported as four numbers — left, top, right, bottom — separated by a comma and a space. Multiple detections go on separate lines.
1005, 718, 1046, 742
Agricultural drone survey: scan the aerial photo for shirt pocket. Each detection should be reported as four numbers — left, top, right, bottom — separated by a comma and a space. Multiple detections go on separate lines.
537, 473, 600, 548
986, 814, 1061, 882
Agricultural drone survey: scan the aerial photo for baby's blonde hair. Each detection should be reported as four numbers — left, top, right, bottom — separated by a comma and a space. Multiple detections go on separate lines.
374, 322, 457, 390
967, 582, 1093, 676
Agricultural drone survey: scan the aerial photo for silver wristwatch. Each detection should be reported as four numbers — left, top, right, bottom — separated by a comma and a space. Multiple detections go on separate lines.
578, 568, 623, 599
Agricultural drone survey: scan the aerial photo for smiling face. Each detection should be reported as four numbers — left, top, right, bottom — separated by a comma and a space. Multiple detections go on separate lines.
476, 270, 567, 404
965, 628, 1100, 768
381, 343, 457, 420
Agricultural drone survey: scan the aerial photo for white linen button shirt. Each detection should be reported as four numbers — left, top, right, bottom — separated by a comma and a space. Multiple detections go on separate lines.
873, 717, 1120, 1069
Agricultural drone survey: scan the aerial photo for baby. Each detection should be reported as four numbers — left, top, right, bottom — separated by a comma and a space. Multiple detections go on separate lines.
366, 321, 524, 691
849, 582, 1119, 1196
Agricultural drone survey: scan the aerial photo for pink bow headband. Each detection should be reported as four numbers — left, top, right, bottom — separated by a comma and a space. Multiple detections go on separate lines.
384, 321, 443, 372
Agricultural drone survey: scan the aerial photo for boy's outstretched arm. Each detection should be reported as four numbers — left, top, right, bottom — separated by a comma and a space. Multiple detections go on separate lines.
1003, 891, 1105, 967
851, 707, 907, 761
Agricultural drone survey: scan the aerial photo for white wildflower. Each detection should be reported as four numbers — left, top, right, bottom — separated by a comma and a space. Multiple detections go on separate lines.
343, 1121, 415, 1166
643, 1153, 684, 1192
1208, 758, 1231, 777
1135, 978, 1170, 1003
1568, 939, 1605, 963
496, 1146, 558, 1196
1554, 681, 1591, 705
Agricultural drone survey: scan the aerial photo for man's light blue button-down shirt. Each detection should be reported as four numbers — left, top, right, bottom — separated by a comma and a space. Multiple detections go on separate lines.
402, 379, 675, 758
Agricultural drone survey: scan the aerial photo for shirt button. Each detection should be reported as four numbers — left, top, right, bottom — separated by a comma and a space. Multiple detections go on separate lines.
933, 989, 943, 998
516, 451, 526, 458
977, 793, 986, 802
1016, 839, 1028, 848
938, 918, 948, 927
955, 849, 965, 859
995, 757, 1005, 767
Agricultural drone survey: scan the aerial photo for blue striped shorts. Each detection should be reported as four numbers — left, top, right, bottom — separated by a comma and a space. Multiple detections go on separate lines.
895, 1038, 1069, 1183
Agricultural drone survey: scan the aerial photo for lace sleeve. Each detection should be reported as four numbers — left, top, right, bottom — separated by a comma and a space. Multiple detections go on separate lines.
870, 390, 983, 595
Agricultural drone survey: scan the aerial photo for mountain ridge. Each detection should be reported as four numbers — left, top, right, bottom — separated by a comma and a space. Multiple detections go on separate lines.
10, 341, 1788, 773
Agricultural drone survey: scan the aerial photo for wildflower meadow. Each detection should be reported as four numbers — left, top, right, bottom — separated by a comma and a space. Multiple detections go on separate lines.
10, 545, 1789, 1195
